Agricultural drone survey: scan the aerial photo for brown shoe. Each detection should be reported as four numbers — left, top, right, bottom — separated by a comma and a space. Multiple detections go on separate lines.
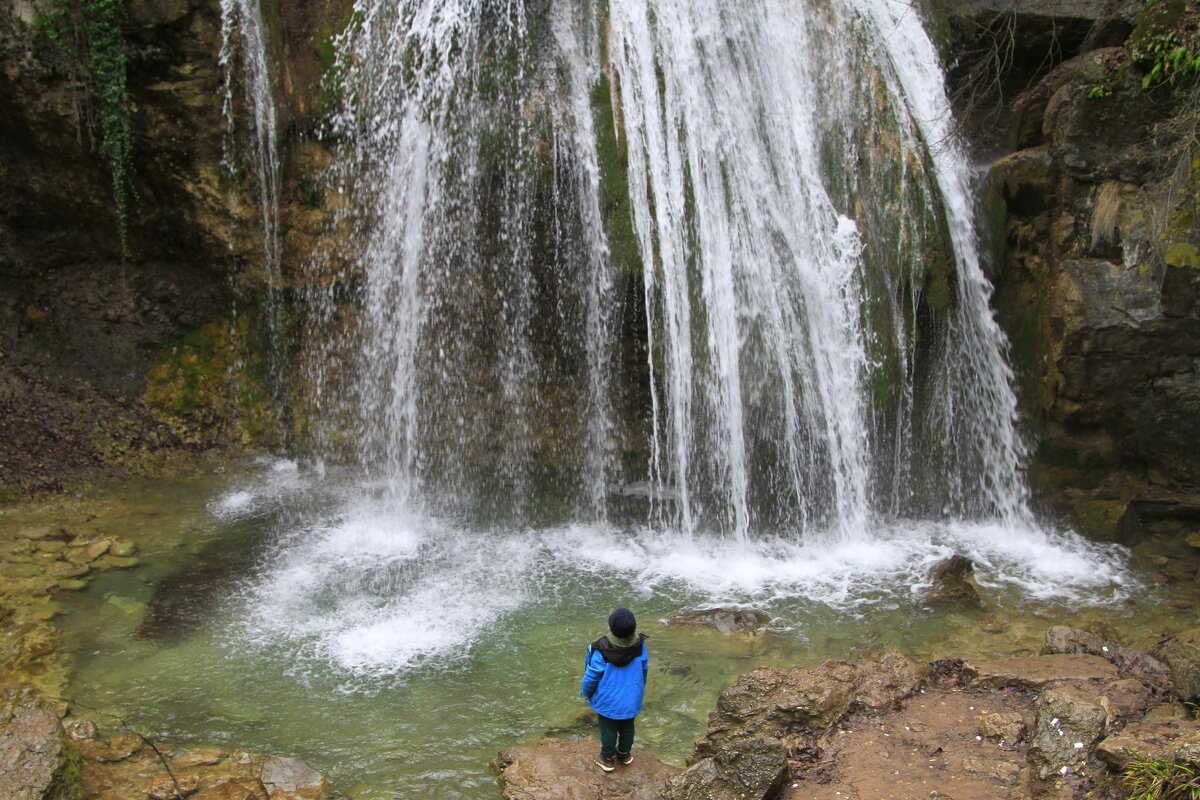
594, 755, 616, 772
618, 751, 633, 766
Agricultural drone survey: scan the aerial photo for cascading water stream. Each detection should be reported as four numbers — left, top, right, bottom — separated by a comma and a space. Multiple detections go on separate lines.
304, 0, 1031, 535
854, 0, 1032, 526
220, 0, 284, 377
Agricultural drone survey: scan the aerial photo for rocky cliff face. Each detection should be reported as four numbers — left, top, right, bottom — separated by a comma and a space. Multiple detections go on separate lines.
958, 0, 1200, 539
0, 0, 348, 493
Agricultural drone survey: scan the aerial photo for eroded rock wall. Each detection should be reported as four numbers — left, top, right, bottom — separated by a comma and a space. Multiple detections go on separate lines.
960, 0, 1200, 539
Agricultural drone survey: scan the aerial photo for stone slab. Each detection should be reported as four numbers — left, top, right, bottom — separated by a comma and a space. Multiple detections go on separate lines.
964, 654, 1118, 690
493, 739, 678, 800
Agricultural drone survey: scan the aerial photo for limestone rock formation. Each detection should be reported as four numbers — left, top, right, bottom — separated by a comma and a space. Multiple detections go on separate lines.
1095, 713, 1200, 770
963, 654, 1119, 689
1027, 686, 1108, 779
693, 652, 932, 758
1042, 625, 1173, 692
661, 736, 786, 800
971, 0, 1200, 541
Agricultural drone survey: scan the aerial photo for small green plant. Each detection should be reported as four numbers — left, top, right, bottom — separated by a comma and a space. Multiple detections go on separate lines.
1122, 758, 1200, 799
1138, 32, 1200, 88
1089, 83, 1115, 98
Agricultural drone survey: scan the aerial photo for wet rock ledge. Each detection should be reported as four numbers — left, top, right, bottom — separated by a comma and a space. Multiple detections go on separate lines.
495, 626, 1200, 800
0, 688, 328, 800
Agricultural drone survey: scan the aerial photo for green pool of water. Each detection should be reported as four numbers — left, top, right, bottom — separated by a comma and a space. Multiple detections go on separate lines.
44, 463, 1200, 799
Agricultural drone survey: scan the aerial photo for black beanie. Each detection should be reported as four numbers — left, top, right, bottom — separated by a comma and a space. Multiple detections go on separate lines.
608, 607, 636, 639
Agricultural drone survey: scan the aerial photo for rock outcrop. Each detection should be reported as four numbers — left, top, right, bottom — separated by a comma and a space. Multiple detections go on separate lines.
1028, 685, 1108, 779
963, 654, 1119, 689
67, 724, 330, 800
661, 736, 786, 800
1096, 710, 1200, 770
0, 0, 353, 493
0, 694, 80, 800
1042, 625, 1174, 693
657, 633, 1196, 800
693, 653, 933, 757
967, 0, 1200, 540
922, 554, 984, 608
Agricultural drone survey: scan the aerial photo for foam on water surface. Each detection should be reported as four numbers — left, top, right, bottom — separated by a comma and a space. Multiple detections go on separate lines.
226, 470, 1132, 679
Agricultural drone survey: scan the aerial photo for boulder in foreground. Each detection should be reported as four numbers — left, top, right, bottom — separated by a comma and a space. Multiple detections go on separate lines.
0, 694, 80, 800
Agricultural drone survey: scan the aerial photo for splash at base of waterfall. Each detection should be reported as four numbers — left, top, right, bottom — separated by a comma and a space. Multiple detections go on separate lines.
212, 466, 1132, 678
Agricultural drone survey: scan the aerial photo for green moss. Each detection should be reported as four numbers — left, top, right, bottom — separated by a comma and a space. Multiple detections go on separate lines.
1131, 0, 1190, 51
316, 9, 364, 125
591, 72, 643, 278
144, 310, 285, 446
917, 0, 954, 63
318, 25, 337, 71
45, 741, 83, 800
1010, 299, 1046, 408
1166, 241, 1200, 267
0, 485, 18, 505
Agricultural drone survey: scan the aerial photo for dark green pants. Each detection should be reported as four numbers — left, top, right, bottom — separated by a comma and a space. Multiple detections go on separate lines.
597, 714, 635, 759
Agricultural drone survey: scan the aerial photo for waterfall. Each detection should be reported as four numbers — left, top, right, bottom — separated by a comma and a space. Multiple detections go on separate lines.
230, 0, 1136, 680
302, 0, 1031, 534
606, 0, 1031, 536
220, 0, 284, 375
308, 0, 618, 514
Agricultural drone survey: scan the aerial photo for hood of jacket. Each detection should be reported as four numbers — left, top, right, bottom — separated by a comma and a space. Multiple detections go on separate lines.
591, 633, 646, 667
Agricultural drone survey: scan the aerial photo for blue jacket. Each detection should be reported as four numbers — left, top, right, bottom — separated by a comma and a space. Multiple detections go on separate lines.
581, 637, 648, 720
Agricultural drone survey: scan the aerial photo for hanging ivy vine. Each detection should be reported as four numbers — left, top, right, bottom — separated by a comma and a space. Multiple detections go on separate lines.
36, 0, 132, 259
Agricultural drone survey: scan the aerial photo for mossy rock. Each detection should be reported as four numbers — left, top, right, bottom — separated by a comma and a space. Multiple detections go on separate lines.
591, 73, 643, 278
143, 311, 286, 447
1165, 241, 1200, 268
1131, 0, 1190, 52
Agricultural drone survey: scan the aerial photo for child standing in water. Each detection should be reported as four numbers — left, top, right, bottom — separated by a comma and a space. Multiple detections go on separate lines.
581, 607, 649, 772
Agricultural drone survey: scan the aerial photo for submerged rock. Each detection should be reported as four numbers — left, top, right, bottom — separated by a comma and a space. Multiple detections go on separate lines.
0, 695, 81, 800
78, 730, 142, 762
492, 739, 677, 800
260, 756, 325, 799
664, 608, 771, 636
